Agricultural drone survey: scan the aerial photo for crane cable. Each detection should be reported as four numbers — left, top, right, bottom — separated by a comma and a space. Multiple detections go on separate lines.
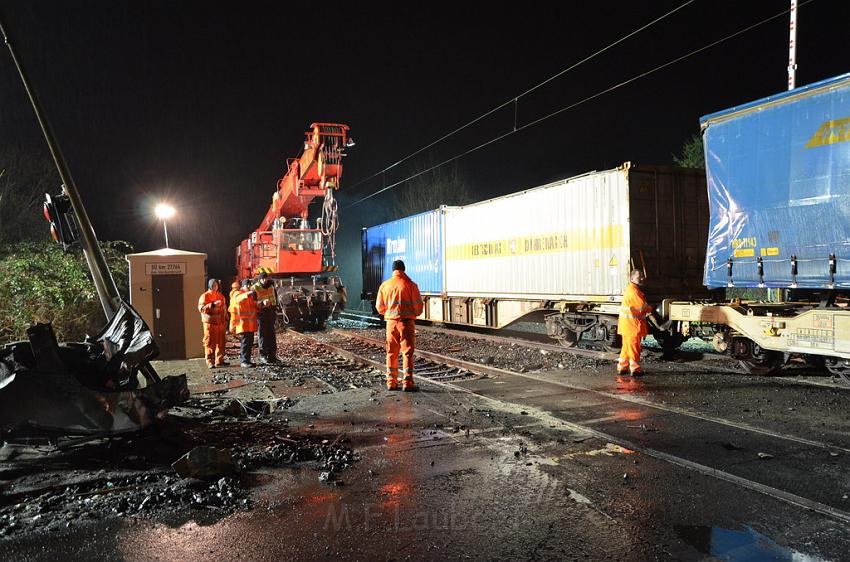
344, 0, 815, 209
320, 189, 339, 261
344, 0, 697, 195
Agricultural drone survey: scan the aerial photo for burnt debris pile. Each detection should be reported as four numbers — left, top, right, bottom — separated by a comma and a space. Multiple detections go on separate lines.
0, 413, 358, 536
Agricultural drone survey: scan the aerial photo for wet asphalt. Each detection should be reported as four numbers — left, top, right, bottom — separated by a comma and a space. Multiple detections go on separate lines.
2, 330, 850, 561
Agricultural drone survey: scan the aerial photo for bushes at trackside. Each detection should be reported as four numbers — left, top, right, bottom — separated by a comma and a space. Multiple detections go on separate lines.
0, 240, 131, 345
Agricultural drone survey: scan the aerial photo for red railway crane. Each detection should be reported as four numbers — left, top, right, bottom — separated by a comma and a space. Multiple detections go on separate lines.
236, 122, 353, 326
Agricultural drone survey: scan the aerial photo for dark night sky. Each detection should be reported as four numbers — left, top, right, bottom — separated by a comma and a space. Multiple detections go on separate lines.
0, 1, 848, 300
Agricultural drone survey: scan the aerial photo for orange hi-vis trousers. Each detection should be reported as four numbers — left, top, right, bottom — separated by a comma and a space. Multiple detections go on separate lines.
203, 323, 226, 366
617, 335, 643, 375
386, 318, 416, 385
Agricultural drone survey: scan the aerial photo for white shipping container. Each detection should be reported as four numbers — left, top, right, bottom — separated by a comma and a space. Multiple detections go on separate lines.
444, 167, 632, 300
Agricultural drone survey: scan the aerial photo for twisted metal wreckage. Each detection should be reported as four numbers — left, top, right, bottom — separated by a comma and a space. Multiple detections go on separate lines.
0, 307, 188, 435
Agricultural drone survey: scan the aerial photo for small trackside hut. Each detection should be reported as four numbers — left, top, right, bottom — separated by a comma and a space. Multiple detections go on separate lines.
126, 248, 207, 360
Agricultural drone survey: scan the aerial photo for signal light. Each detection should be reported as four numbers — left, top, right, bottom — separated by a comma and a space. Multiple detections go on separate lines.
43, 192, 79, 250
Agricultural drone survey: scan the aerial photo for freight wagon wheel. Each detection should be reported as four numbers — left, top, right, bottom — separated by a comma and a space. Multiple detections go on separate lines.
601, 332, 622, 353
738, 350, 784, 376
654, 330, 685, 357
556, 328, 579, 348
824, 358, 850, 385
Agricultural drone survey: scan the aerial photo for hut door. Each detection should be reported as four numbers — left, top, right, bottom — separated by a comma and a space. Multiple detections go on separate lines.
152, 274, 186, 359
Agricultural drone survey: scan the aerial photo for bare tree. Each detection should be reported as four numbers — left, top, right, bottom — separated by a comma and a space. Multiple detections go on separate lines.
393, 161, 475, 219
0, 146, 58, 243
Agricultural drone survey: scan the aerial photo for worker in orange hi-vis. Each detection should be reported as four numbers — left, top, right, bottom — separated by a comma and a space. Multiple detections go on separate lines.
229, 281, 240, 304
617, 269, 653, 376
376, 260, 424, 391
198, 279, 228, 369
229, 280, 259, 368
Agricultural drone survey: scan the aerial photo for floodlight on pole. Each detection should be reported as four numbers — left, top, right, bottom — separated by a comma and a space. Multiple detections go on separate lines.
154, 203, 175, 248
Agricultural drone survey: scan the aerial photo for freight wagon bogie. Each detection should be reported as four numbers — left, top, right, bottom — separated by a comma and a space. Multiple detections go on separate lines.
544, 305, 621, 350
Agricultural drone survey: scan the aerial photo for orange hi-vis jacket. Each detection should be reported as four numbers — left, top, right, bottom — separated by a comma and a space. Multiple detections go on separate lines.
229, 290, 258, 334
376, 271, 424, 320
198, 290, 227, 325
617, 282, 653, 338
252, 282, 277, 310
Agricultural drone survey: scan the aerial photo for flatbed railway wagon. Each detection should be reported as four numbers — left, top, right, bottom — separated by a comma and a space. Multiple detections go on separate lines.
362, 162, 710, 350
668, 72, 850, 376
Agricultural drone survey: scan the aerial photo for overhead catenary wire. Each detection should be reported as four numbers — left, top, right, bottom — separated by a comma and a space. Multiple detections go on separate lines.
345, 0, 816, 210
344, 0, 698, 194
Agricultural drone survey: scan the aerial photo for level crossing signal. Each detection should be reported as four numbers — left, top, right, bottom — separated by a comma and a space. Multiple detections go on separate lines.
42, 192, 79, 250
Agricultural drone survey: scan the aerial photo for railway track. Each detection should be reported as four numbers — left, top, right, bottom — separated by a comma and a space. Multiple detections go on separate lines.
336, 310, 616, 359
288, 326, 850, 525
335, 310, 850, 389
289, 327, 484, 383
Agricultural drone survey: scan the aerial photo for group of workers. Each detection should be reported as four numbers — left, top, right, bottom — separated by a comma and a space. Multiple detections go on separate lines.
197, 271, 279, 369
197, 260, 649, 386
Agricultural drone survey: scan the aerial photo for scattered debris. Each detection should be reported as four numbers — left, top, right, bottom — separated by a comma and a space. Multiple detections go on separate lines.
215, 400, 248, 418
172, 447, 239, 480
757, 452, 774, 460
567, 488, 593, 505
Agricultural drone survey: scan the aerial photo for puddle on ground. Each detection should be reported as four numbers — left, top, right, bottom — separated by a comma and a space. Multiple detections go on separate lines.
675, 525, 826, 561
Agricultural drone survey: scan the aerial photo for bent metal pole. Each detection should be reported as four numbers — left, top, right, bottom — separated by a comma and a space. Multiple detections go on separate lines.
0, 12, 119, 319
0, 12, 160, 383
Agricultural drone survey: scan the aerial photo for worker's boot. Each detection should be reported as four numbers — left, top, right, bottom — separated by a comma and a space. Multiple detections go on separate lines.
386, 376, 399, 391
402, 375, 417, 392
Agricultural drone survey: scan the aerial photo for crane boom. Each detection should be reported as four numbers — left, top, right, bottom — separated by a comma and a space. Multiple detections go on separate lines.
258, 123, 350, 231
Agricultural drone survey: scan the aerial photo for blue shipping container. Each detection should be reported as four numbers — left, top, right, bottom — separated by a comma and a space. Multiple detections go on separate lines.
702, 72, 850, 289
361, 209, 444, 298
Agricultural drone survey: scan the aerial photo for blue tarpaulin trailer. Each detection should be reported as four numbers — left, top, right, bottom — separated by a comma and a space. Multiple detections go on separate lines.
360, 209, 444, 299
702, 72, 850, 289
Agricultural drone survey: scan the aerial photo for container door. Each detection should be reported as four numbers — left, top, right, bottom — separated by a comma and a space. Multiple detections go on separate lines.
152, 274, 186, 359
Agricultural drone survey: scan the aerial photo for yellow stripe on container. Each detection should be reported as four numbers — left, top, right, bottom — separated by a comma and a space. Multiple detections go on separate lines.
446, 225, 624, 261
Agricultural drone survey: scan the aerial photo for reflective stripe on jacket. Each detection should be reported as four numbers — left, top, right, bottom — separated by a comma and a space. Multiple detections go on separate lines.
198, 290, 227, 324
229, 290, 258, 333
376, 271, 424, 320
617, 282, 652, 337
252, 282, 277, 309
